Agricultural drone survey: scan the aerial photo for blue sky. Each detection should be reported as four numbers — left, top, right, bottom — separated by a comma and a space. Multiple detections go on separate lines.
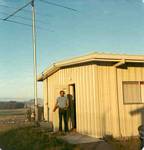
0, 0, 144, 99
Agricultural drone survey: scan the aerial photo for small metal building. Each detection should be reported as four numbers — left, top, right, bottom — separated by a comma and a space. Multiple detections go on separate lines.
38, 52, 144, 138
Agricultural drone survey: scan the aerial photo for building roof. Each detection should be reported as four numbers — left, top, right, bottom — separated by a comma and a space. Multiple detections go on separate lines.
38, 52, 144, 81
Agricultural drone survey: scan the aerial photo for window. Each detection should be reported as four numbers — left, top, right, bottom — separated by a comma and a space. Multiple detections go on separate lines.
123, 81, 144, 104
141, 82, 144, 102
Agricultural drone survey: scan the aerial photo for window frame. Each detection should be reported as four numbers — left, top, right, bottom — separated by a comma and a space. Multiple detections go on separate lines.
122, 81, 144, 104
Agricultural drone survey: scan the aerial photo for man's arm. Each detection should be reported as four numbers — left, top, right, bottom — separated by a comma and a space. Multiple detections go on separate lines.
53, 100, 58, 112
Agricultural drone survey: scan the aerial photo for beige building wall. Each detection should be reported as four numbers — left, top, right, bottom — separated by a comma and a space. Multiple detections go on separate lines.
43, 63, 120, 138
43, 79, 48, 121
117, 63, 144, 137
42, 62, 144, 138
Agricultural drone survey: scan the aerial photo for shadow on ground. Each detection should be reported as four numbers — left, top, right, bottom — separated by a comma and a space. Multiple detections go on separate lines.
77, 141, 114, 150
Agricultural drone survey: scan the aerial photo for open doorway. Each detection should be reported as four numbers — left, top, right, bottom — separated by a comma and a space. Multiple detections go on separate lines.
68, 84, 77, 130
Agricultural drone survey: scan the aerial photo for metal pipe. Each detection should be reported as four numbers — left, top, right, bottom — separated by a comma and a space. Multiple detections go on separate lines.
114, 66, 122, 137
114, 59, 125, 67
31, 0, 38, 122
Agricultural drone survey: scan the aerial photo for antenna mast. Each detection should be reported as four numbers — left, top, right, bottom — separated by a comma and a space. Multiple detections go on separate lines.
1, 0, 78, 123
31, 0, 38, 122
2, 0, 39, 122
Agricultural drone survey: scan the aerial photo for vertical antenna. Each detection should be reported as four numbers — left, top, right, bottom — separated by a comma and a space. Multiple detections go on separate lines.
2, 0, 79, 123
31, 0, 38, 122
2, 0, 39, 122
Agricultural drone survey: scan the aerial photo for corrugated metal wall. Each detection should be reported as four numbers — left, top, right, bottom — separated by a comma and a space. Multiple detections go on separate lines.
42, 62, 144, 138
43, 79, 48, 121
117, 63, 144, 137
43, 63, 119, 138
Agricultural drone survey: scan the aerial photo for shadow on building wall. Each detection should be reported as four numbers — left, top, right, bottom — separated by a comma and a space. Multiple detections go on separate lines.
67, 94, 76, 130
130, 107, 144, 125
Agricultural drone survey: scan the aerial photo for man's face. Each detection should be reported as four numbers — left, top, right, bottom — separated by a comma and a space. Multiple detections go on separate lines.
60, 91, 65, 97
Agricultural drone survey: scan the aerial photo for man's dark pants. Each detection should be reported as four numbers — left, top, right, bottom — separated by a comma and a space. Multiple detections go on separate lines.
59, 108, 68, 132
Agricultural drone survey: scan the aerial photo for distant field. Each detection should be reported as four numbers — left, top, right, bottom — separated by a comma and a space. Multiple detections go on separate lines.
0, 108, 28, 132
0, 108, 26, 116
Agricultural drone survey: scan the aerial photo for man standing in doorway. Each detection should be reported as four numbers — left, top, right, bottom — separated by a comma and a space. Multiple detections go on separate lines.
53, 90, 69, 132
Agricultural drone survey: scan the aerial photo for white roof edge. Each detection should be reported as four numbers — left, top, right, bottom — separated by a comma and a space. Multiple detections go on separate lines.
37, 52, 144, 81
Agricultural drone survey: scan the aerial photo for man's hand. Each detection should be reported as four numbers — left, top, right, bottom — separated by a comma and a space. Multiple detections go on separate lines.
53, 105, 58, 112
53, 101, 58, 112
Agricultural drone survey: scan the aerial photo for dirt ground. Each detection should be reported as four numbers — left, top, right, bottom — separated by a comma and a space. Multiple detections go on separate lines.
103, 136, 140, 150
57, 131, 141, 150
67, 137, 140, 150
76, 141, 114, 150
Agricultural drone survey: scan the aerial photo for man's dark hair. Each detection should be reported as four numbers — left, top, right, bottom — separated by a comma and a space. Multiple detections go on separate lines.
60, 90, 65, 94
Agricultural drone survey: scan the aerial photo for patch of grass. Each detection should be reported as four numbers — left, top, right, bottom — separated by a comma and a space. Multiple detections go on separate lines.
0, 127, 75, 150
0, 127, 141, 150
104, 135, 141, 150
